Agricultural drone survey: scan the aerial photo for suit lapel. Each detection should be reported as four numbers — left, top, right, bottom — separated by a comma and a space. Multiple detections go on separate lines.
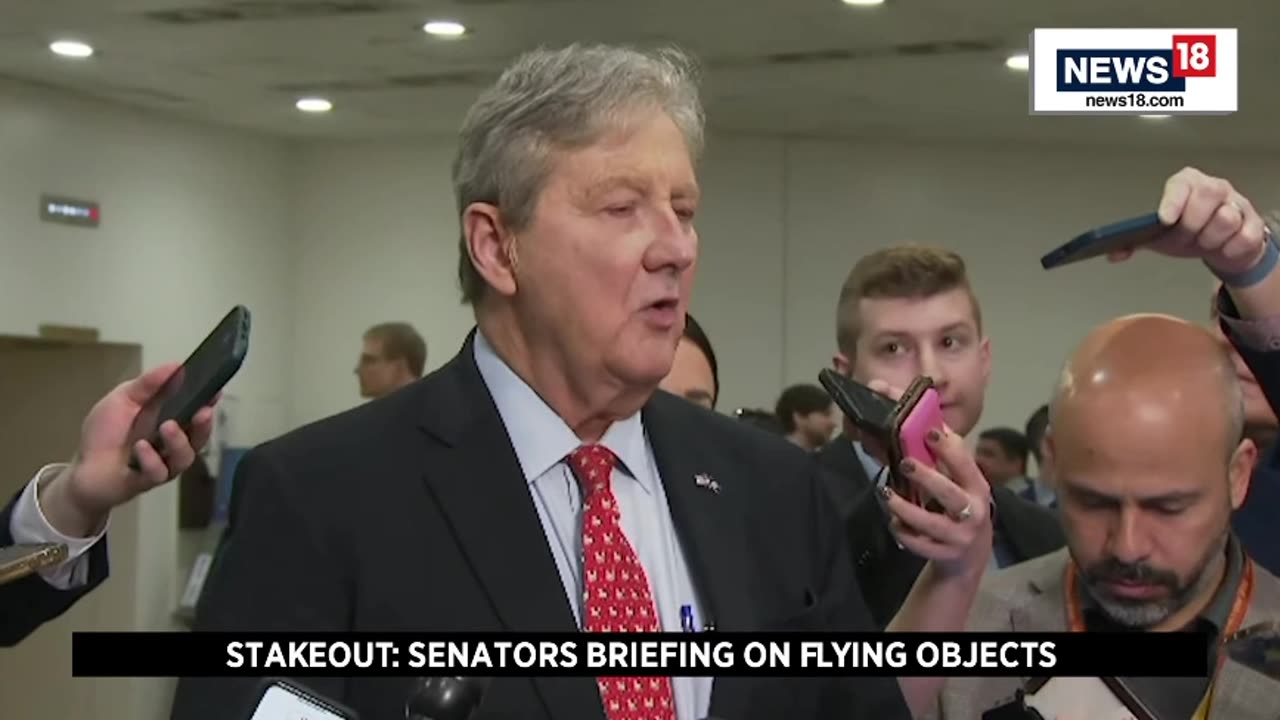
1211, 566, 1280, 719
417, 335, 602, 720
644, 395, 756, 719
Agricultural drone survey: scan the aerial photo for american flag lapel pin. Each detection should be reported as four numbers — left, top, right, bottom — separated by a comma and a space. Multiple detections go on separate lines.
694, 473, 720, 494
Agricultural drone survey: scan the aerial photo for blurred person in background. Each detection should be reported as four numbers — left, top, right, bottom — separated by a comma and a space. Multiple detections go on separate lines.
734, 407, 784, 435
1023, 403, 1058, 508
775, 383, 838, 451
1211, 273, 1280, 576
355, 321, 426, 399
817, 245, 1064, 626
658, 313, 718, 409
975, 426, 1054, 508
1, 364, 213, 646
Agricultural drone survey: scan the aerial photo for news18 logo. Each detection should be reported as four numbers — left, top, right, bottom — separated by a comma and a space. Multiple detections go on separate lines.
1029, 28, 1237, 115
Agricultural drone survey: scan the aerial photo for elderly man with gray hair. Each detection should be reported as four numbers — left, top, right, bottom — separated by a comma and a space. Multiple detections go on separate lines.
173, 44, 1000, 720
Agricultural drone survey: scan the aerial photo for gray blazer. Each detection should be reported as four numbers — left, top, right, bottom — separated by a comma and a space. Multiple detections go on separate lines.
930, 548, 1280, 720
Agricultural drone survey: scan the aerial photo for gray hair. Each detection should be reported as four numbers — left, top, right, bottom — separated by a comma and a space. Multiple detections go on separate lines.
451, 43, 706, 304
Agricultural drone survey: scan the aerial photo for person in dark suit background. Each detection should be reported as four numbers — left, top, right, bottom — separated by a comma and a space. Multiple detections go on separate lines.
174, 44, 997, 720
1211, 278, 1280, 575
817, 245, 1064, 628
1, 363, 213, 646
658, 312, 719, 410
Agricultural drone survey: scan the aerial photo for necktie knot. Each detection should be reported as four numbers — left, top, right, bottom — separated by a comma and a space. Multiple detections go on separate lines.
569, 444, 616, 496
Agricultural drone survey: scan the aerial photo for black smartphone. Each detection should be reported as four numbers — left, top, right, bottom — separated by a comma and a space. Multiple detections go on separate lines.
1040, 212, 1166, 270
245, 678, 358, 719
127, 305, 250, 471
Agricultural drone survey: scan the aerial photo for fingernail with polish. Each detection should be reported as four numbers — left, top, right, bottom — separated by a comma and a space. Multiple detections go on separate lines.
927, 429, 942, 443
899, 459, 915, 475
880, 485, 894, 501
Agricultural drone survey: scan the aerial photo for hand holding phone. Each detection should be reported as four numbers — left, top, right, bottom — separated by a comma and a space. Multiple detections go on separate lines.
127, 305, 250, 471
817, 369, 946, 509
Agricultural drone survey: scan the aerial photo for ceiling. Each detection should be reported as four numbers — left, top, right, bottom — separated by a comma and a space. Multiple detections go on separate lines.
0, 0, 1276, 149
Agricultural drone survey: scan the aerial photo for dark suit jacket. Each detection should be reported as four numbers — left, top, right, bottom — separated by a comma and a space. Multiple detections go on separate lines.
0, 486, 110, 647
816, 435, 1065, 628
171, 334, 911, 720
1219, 290, 1280, 575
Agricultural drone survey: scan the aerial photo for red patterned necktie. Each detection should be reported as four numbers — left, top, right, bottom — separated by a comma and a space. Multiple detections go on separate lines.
568, 444, 677, 720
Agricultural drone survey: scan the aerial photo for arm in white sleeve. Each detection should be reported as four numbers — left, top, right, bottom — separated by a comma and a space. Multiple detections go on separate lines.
8, 464, 109, 590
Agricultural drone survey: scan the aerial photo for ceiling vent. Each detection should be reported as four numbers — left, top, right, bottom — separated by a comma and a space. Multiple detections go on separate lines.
144, 1, 402, 25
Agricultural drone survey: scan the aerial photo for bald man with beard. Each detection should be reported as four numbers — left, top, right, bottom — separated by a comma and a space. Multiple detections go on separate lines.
930, 315, 1280, 720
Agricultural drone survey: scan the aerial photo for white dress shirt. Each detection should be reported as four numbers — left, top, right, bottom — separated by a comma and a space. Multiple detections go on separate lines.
7, 464, 107, 589
472, 331, 713, 720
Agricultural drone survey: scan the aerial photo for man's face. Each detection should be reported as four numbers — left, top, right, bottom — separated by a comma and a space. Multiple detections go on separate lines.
510, 110, 699, 391
974, 438, 1023, 485
839, 288, 990, 436
659, 337, 716, 409
795, 406, 838, 446
1049, 392, 1248, 628
355, 337, 404, 399
1209, 287, 1278, 433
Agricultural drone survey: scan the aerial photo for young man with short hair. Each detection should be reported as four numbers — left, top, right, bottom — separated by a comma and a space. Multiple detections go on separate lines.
817, 245, 1065, 626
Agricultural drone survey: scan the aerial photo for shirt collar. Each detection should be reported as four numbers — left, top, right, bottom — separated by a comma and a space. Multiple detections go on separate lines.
852, 440, 886, 483
472, 330, 654, 494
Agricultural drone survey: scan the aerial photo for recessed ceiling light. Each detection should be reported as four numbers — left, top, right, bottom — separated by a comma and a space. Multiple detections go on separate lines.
841, 0, 886, 5
1005, 53, 1029, 71
296, 98, 333, 113
50, 40, 93, 58
423, 20, 467, 37
1140, 114, 1171, 120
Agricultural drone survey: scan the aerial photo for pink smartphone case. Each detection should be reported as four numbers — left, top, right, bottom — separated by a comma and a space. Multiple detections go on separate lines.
897, 387, 943, 471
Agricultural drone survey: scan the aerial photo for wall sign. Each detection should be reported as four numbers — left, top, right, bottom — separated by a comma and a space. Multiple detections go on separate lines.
40, 194, 100, 228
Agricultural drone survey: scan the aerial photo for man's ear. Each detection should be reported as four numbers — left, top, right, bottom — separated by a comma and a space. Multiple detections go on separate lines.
464, 202, 519, 297
832, 352, 851, 376
1228, 438, 1258, 510
978, 335, 993, 385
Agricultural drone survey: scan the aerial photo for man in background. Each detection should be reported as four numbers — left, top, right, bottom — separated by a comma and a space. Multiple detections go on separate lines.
817, 245, 1064, 625
775, 383, 837, 451
976, 427, 1054, 508
355, 321, 426, 399
658, 313, 718, 409
1213, 283, 1280, 575
1023, 404, 1058, 507
1, 364, 214, 646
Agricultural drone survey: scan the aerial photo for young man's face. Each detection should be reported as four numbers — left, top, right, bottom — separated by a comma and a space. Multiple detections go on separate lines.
835, 287, 991, 437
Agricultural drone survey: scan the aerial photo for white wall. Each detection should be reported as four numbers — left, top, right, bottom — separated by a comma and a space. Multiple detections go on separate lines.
0, 79, 296, 719
289, 133, 1280, 435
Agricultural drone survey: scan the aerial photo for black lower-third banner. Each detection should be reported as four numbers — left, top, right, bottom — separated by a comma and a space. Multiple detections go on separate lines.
72, 631, 1210, 678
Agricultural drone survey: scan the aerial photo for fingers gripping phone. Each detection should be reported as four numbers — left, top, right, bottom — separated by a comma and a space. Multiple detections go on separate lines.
817, 369, 946, 509
127, 305, 251, 472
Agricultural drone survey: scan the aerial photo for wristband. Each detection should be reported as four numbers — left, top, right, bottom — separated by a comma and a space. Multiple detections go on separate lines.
1209, 227, 1278, 288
